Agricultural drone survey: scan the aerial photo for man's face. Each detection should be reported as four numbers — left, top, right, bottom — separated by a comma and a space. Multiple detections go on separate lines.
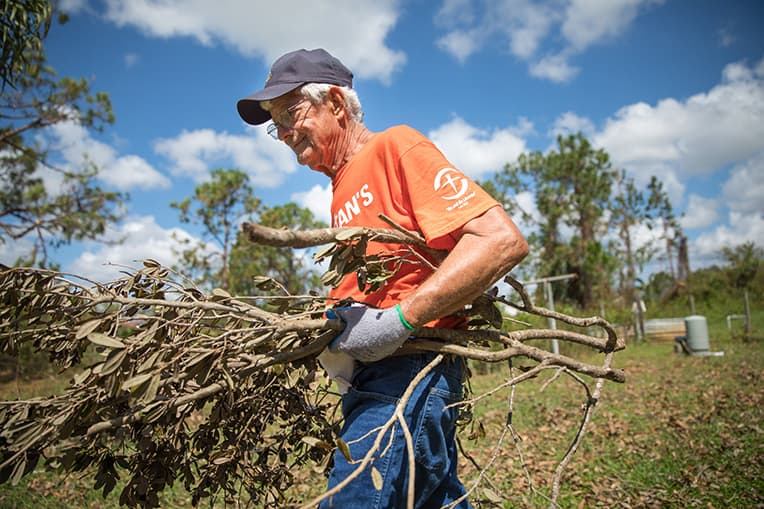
268, 91, 341, 176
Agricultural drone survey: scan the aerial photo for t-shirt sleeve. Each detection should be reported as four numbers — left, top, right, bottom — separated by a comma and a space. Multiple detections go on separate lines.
397, 138, 500, 247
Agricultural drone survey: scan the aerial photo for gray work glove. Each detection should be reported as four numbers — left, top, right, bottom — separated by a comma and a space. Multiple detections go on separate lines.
327, 304, 415, 362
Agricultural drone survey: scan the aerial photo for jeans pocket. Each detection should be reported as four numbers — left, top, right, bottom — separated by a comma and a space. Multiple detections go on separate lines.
341, 386, 400, 425
413, 387, 461, 473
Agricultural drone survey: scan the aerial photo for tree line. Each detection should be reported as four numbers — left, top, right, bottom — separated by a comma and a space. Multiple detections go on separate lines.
480, 133, 685, 312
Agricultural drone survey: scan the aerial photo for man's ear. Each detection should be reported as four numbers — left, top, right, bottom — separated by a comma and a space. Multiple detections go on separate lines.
327, 87, 346, 117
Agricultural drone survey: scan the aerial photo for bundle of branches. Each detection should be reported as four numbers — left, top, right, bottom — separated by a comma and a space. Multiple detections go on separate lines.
0, 222, 625, 508
0, 260, 342, 507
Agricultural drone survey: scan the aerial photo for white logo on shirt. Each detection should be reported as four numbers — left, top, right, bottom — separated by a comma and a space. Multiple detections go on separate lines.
434, 168, 469, 201
333, 184, 374, 228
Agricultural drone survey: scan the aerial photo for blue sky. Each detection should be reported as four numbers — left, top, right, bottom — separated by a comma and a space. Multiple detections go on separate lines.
6, 0, 763, 283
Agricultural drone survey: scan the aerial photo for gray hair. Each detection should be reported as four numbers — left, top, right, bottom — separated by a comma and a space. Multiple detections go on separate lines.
301, 83, 363, 122
261, 84, 363, 123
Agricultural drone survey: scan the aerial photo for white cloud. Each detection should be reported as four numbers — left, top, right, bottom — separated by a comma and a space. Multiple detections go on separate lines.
630, 220, 664, 256
502, 1, 559, 60
0, 237, 35, 266
51, 127, 165, 190
67, 215, 201, 282
561, 0, 660, 52
594, 58, 764, 185
48, 120, 171, 191
511, 190, 539, 232
434, 0, 476, 27
154, 126, 297, 186
124, 52, 140, 68
502, 57, 763, 278
434, 0, 660, 83
722, 60, 756, 82
717, 27, 736, 48
550, 111, 595, 138
291, 183, 333, 226
529, 52, 579, 82
104, 155, 168, 189
681, 194, 720, 231
100, 0, 406, 84
723, 151, 764, 215
436, 0, 558, 62
691, 212, 764, 268
59, 0, 88, 11
428, 116, 528, 180
435, 30, 482, 64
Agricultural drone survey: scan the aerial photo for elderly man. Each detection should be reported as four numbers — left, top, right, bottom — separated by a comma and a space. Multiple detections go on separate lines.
237, 48, 528, 509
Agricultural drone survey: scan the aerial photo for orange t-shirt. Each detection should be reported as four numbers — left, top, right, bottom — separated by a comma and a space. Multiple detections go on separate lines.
328, 125, 500, 329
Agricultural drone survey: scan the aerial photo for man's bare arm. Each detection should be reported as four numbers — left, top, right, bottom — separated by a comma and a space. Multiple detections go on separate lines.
399, 205, 529, 327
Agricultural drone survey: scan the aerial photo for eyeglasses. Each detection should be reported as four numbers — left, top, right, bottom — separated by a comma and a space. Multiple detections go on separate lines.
266, 99, 308, 139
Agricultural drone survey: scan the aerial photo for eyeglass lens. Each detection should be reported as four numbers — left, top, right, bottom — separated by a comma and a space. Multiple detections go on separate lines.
267, 100, 305, 139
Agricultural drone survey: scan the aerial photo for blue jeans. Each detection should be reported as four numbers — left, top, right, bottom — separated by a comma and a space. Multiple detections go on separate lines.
320, 353, 472, 509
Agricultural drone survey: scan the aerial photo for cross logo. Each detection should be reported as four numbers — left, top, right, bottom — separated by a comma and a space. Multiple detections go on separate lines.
434, 168, 469, 201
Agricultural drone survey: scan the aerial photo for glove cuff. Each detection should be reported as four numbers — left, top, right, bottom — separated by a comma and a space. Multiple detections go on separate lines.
395, 304, 416, 330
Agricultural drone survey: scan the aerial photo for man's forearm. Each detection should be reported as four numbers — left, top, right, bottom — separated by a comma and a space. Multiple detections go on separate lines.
399, 206, 528, 327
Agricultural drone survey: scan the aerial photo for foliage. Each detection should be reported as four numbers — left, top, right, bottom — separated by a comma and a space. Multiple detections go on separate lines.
647, 248, 764, 309
484, 133, 681, 313
229, 202, 326, 297
646, 176, 685, 280
171, 169, 325, 297
0, 0, 52, 90
611, 170, 655, 298
171, 168, 260, 291
486, 133, 617, 309
720, 241, 763, 290
0, 261, 338, 507
0, 2, 125, 267
642, 270, 677, 304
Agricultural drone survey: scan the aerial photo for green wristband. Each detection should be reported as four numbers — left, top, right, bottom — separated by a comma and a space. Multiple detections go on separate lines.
395, 304, 415, 330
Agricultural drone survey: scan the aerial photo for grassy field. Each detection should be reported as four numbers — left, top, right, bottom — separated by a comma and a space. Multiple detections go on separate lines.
459, 335, 763, 508
0, 317, 762, 508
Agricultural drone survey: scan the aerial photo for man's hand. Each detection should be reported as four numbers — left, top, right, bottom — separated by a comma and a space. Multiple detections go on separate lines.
328, 304, 415, 362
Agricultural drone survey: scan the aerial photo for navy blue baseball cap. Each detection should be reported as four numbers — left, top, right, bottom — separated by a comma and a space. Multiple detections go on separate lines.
237, 48, 354, 125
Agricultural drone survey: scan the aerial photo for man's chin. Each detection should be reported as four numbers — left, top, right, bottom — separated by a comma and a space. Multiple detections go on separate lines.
296, 150, 316, 168
296, 153, 311, 166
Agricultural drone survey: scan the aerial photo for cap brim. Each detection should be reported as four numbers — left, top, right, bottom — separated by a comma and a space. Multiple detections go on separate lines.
236, 82, 302, 125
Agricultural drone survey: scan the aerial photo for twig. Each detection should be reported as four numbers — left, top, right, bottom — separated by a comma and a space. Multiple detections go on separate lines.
549, 352, 613, 506
399, 339, 625, 383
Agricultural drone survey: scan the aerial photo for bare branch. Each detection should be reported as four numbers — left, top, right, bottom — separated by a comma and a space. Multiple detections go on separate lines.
242, 220, 438, 256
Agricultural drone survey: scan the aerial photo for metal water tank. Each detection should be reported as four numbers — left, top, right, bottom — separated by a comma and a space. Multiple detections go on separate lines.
685, 315, 710, 352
